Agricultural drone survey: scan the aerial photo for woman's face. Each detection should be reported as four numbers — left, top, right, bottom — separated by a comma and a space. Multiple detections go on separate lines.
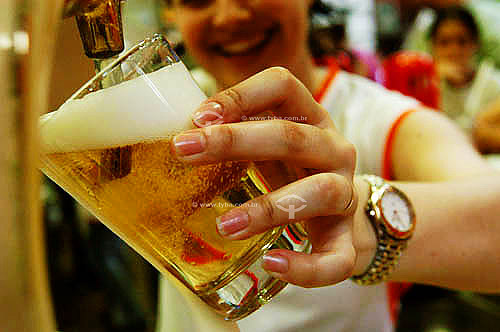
171, 0, 312, 88
432, 18, 478, 69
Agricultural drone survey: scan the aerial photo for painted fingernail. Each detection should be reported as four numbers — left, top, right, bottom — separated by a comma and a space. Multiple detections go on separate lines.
193, 102, 223, 127
173, 131, 205, 156
262, 254, 289, 274
216, 210, 249, 237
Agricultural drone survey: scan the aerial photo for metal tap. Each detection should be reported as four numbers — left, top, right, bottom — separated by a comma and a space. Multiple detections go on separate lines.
62, 0, 125, 59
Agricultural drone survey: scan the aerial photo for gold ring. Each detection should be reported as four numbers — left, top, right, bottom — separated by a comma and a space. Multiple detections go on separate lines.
343, 183, 356, 214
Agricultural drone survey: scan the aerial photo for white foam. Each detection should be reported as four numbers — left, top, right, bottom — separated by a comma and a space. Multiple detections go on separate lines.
40, 62, 206, 153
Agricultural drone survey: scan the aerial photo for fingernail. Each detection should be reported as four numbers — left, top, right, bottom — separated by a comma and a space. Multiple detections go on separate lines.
193, 102, 223, 127
216, 210, 249, 237
173, 131, 205, 156
262, 254, 289, 274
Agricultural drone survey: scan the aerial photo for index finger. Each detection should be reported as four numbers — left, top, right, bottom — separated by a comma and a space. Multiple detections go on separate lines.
193, 67, 334, 129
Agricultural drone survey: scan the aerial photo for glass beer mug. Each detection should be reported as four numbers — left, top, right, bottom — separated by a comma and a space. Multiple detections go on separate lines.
39, 35, 308, 320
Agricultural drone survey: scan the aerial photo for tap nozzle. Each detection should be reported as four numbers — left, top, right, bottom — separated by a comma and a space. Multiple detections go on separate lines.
63, 0, 125, 59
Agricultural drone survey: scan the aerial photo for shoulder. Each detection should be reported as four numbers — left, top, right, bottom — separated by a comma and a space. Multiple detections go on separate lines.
321, 71, 419, 118
390, 109, 488, 180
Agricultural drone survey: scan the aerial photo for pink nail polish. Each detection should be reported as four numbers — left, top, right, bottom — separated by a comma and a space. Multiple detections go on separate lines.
216, 210, 249, 236
193, 102, 224, 127
262, 254, 289, 274
173, 131, 205, 156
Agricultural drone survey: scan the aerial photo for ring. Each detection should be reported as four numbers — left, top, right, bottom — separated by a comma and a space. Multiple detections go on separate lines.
343, 183, 356, 214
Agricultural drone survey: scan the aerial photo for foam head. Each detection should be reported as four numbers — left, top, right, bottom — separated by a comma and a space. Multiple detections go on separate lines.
40, 62, 206, 153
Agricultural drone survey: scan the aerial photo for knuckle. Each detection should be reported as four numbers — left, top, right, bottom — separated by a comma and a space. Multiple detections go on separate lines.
339, 141, 357, 171
278, 121, 307, 154
311, 173, 354, 215
312, 173, 344, 214
207, 125, 235, 158
255, 195, 277, 226
298, 259, 331, 288
222, 87, 248, 116
267, 66, 293, 80
302, 263, 322, 288
267, 66, 300, 92
337, 250, 357, 281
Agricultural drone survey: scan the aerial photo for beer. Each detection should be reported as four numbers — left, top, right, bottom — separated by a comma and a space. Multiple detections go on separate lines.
45, 138, 282, 290
40, 62, 280, 294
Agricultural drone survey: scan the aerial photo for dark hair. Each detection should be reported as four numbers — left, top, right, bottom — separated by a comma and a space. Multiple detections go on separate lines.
308, 0, 349, 57
429, 6, 480, 42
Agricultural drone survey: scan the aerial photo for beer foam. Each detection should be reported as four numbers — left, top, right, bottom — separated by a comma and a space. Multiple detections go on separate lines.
40, 62, 206, 153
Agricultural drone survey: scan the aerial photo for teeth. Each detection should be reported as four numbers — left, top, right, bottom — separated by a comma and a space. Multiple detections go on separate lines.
221, 33, 266, 54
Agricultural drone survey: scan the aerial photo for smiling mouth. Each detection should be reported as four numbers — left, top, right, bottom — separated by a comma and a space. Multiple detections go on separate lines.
214, 26, 278, 57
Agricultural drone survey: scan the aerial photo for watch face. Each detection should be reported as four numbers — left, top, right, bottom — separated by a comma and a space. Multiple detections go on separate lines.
380, 189, 414, 237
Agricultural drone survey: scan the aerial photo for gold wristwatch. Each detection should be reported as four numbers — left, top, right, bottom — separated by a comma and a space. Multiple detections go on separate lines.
351, 175, 416, 285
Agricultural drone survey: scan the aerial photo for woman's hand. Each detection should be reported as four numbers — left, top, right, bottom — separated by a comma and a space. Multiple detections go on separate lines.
173, 67, 359, 288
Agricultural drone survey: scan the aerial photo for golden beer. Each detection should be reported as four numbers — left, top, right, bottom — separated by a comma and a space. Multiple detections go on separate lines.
41, 137, 281, 293
40, 35, 307, 319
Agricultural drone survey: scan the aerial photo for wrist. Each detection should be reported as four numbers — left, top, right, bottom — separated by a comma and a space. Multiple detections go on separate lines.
351, 175, 416, 285
352, 177, 377, 276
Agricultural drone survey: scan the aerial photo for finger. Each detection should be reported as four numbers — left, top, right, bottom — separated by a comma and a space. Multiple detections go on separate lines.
261, 222, 356, 288
215, 173, 357, 240
191, 67, 334, 129
173, 121, 355, 170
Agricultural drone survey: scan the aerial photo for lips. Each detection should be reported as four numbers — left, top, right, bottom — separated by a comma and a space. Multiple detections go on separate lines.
213, 26, 278, 57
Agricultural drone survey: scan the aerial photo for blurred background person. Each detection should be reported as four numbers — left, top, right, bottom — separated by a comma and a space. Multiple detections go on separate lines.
429, 5, 500, 134
309, 0, 381, 80
404, 0, 500, 68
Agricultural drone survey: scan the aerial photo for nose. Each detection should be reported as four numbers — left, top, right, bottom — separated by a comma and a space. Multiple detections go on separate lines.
212, 0, 251, 27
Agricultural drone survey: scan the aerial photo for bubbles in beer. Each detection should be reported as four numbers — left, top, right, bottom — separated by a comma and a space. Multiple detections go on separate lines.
40, 61, 273, 293
43, 137, 268, 291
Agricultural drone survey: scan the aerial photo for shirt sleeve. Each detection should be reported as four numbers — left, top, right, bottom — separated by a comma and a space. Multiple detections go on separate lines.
321, 72, 420, 176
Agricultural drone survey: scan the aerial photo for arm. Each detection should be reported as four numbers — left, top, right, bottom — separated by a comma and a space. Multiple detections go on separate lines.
175, 68, 500, 293
387, 177, 500, 292
354, 109, 500, 292
472, 96, 500, 154
316, 110, 500, 293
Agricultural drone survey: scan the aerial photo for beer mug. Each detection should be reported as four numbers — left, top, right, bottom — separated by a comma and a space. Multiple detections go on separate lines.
39, 35, 308, 320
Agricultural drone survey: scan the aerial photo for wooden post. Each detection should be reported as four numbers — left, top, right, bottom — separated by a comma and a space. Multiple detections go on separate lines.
0, 0, 63, 331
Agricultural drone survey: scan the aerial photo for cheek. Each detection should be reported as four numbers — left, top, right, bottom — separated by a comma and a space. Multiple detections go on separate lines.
435, 48, 448, 59
177, 19, 219, 73
433, 43, 452, 58
281, 9, 309, 53
464, 43, 478, 57
175, 13, 205, 53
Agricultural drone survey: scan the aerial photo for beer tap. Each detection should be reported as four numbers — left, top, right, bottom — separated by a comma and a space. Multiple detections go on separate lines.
63, 0, 127, 77
62, 1, 130, 175
63, 0, 125, 60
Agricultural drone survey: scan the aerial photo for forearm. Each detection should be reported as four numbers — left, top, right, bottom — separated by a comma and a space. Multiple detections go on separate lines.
352, 174, 500, 293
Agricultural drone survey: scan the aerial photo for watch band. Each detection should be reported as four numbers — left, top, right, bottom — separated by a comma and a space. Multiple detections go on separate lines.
351, 175, 413, 286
